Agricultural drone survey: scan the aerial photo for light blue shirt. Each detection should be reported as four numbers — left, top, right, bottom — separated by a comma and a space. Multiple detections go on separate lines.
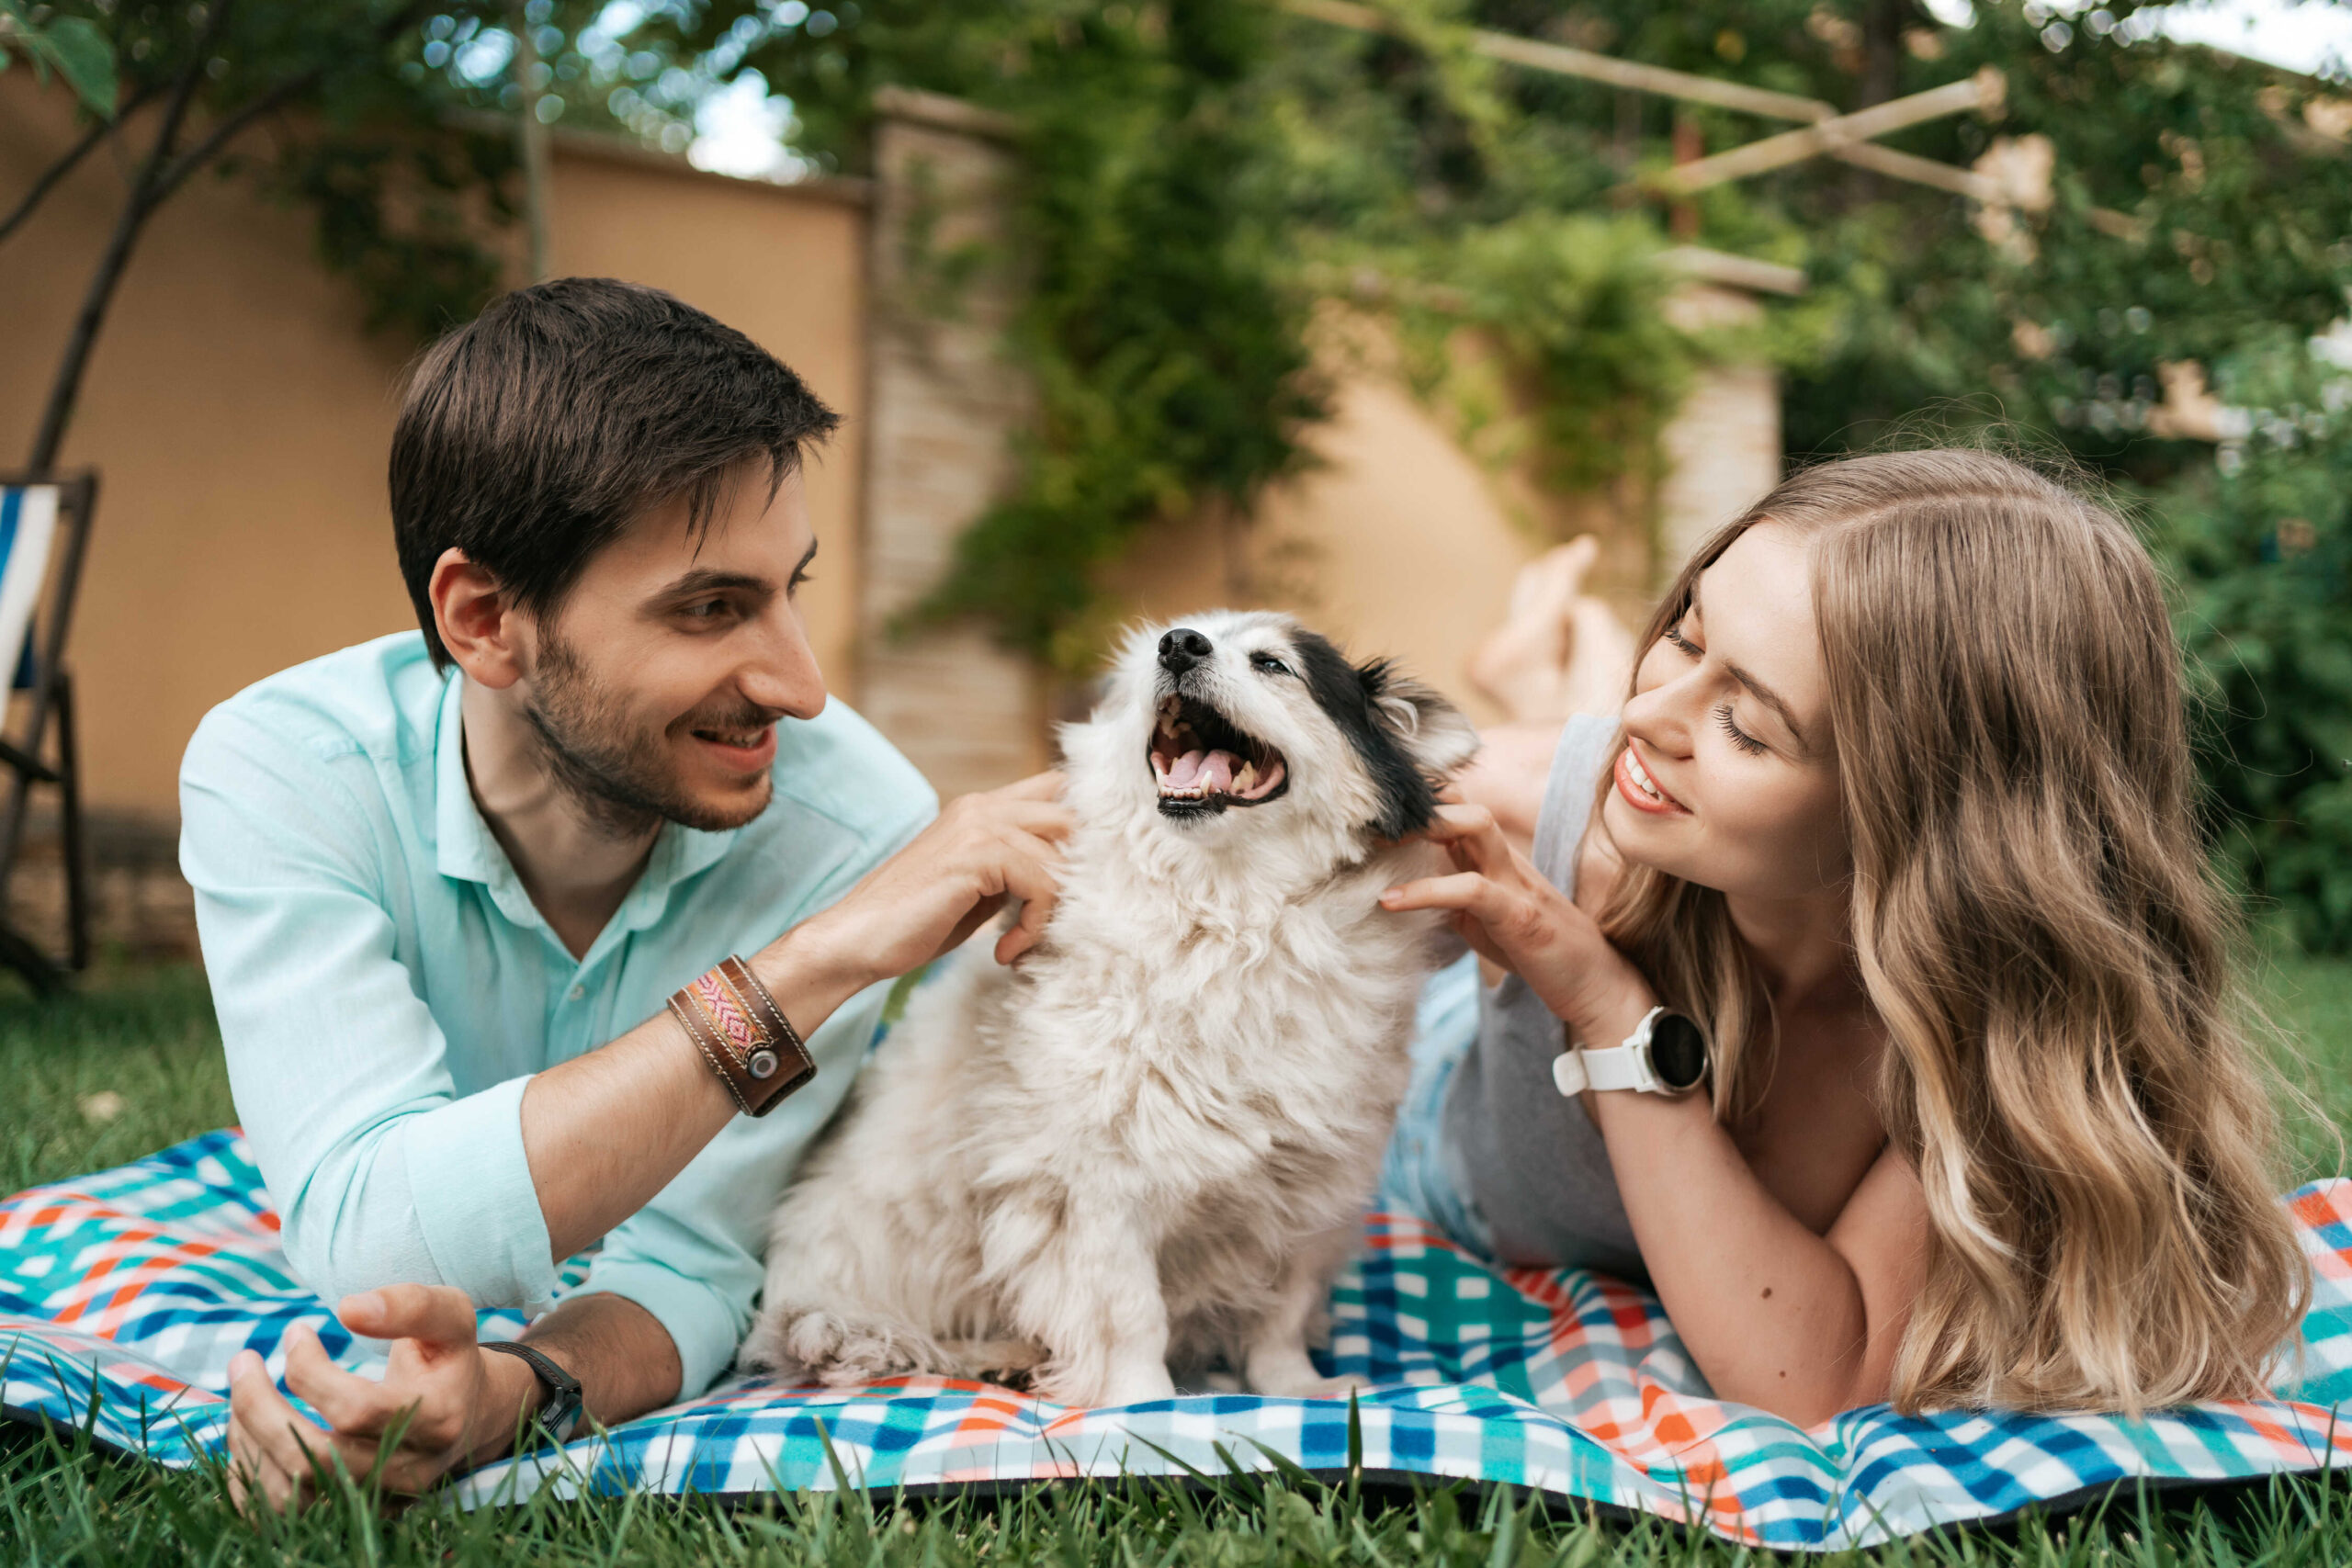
178, 632, 935, 1397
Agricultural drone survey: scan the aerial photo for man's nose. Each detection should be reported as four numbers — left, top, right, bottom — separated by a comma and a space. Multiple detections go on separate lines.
740, 615, 829, 719
1159, 627, 1213, 676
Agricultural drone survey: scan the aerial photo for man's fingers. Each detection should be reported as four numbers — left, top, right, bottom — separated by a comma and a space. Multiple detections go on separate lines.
229, 1349, 341, 1506
341, 1282, 478, 1348
995, 770, 1066, 802
995, 887, 1056, 965
283, 1325, 395, 1435
994, 799, 1077, 840
990, 844, 1065, 964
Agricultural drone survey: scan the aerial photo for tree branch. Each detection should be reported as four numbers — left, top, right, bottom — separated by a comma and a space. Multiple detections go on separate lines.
147, 0, 435, 210
0, 81, 165, 248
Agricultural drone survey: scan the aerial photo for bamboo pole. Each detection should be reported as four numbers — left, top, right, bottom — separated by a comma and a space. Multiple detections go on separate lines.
1282, 0, 2007, 204
1650, 68, 2003, 193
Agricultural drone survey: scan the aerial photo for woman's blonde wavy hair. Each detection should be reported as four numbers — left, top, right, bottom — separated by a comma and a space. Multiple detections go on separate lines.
1590, 447, 2309, 1415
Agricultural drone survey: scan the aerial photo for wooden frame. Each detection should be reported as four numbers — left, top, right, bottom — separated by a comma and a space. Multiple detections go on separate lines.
1283, 0, 2010, 204
0, 471, 96, 994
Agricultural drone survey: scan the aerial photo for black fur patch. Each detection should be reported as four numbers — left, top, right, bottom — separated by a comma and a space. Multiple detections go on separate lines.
1289, 631, 1442, 840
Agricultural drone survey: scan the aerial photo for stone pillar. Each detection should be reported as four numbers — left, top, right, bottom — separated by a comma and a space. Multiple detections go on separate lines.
856, 88, 1046, 799
1654, 256, 1800, 580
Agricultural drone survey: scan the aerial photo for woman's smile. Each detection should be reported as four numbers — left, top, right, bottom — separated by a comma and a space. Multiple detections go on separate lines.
1613, 743, 1688, 815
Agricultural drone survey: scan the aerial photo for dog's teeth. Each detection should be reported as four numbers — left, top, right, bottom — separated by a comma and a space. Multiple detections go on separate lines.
1236, 761, 1256, 794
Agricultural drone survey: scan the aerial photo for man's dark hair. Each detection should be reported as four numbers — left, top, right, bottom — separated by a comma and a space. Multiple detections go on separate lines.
390, 277, 840, 668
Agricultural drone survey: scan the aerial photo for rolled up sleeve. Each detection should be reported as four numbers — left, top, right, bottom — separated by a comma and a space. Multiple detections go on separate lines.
180, 710, 560, 1314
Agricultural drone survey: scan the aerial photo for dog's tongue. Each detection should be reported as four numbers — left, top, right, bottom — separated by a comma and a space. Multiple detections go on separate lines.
1166, 749, 1239, 792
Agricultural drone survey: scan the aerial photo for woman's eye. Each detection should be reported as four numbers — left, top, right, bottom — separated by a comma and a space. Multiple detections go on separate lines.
1663, 626, 1702, 658
1250, 652, 1292, 676
1714, 704, 1770, 757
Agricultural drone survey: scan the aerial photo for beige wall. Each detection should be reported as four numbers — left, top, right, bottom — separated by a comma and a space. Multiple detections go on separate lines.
0, 77, 869, 823
1100, 316, 1652, 731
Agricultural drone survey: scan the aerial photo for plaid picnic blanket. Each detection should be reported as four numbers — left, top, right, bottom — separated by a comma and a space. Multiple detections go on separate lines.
5, 1130, 2350, 1549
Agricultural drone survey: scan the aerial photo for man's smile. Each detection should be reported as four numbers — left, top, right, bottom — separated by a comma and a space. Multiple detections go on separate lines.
691, 722, 777, 772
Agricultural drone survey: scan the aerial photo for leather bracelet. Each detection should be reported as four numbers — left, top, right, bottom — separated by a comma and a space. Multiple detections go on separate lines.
668, 954, 818, 1118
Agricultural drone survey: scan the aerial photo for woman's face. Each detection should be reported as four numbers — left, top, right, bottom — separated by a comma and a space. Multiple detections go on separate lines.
1601, 523, 1849, 902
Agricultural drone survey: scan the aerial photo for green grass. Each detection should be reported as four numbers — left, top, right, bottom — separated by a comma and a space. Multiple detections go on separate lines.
4, 954, 2352, 1563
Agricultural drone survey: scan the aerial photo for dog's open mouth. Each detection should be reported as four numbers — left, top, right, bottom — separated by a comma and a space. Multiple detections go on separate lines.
1149, 694, 1288, 817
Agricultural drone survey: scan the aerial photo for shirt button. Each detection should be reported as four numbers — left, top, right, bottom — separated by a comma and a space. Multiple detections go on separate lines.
568, 984, 585, 1000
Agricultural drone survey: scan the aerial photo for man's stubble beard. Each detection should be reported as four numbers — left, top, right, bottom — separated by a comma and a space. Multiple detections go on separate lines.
524, 628, 776, 837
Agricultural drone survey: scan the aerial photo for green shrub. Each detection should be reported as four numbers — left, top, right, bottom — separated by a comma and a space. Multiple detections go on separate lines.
2152, 336, 2352, 953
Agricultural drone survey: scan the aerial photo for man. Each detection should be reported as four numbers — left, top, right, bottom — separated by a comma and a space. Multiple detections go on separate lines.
183, 278, 1069, 1509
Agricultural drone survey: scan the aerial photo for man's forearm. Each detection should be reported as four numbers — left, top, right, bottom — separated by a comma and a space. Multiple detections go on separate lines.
467, 1292, 683, 1466
519, 928, 870, 1260
525, 1292, 683, 1426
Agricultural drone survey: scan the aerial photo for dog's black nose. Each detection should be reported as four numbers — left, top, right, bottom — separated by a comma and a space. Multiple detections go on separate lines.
1158, 627, 1212, 675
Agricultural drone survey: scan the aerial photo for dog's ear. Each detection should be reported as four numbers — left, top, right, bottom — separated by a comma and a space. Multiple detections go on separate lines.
1367, 665, 1480, 782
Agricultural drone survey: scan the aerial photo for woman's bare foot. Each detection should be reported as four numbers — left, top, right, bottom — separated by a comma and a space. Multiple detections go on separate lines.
1465, 538, 1635, 724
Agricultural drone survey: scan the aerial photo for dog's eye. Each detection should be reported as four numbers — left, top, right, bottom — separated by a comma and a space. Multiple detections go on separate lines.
1250, 652, 1293, 677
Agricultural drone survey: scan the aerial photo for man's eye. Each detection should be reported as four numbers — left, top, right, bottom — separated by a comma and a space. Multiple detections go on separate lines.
1250, 652, 1292, 676
682, 600, 727, 621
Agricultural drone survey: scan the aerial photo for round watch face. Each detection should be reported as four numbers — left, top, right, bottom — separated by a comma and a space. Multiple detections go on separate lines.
1649, 1012, 1710, 1092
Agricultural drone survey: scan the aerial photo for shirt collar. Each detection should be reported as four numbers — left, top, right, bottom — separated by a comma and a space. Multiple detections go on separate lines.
430, 671, 747, 952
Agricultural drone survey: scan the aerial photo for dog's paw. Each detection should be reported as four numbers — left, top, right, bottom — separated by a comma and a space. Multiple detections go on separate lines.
741, 1305, 937, 1386
1252, 1368, 1375, 1403
1032, 1357, 1177, 1408
738, 1312, 792, 1375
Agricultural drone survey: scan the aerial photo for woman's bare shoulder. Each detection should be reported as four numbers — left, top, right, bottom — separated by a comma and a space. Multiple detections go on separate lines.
1453, 723, 1566, 852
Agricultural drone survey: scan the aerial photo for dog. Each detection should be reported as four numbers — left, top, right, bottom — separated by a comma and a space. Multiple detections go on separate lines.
739, 610, 1477, 1405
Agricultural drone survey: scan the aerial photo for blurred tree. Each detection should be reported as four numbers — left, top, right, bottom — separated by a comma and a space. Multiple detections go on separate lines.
6, 0, 543, 472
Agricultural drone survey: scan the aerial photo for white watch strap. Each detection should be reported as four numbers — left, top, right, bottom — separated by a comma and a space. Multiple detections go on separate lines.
1551, 1007, 1669, 1097
1551, 1042, 1654, 1096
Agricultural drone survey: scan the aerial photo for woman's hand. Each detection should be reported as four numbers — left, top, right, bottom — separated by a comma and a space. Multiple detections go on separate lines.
1379, 804, 1653, 1044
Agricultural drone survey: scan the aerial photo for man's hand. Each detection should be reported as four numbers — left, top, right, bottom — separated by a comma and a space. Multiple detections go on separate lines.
225, 1284, 538, 1514
779, 771, 1072, 990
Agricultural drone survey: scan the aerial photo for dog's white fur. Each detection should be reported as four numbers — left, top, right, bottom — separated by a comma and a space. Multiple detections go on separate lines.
740, 611, 1477, 1404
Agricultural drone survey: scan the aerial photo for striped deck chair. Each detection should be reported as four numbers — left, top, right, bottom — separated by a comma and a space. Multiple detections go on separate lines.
0, 473, 96, 994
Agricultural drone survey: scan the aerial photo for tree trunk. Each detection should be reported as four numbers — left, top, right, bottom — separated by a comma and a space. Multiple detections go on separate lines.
26, 2, 234, 472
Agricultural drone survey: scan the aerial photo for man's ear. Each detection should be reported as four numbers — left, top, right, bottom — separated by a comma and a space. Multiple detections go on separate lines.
1370, 668, 1481, 781
428, 547, 526, 690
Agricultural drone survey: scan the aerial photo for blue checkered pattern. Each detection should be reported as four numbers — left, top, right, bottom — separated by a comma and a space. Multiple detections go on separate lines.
6, 1132, 2350, 1548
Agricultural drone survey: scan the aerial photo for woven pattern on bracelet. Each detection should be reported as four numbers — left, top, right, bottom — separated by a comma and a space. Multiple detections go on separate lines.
668, 955, 817, 1118
691, 968, 776, 1082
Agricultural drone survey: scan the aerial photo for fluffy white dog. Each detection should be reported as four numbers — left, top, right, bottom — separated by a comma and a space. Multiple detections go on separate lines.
740, 610, 1477, 1405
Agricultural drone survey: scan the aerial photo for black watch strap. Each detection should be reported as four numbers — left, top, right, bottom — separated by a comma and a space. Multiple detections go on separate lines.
481, 1339, 584, 1442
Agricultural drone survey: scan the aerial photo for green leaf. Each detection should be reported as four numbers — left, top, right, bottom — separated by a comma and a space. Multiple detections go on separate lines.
0, 7, 118, 116
34, 16, 116, 116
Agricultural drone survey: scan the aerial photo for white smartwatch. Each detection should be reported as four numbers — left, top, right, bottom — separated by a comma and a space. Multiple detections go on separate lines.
1552, 1006, 1711, 1098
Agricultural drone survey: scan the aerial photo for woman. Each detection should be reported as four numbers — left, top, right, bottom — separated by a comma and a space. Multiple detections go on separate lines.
1377, 449, 2308, 1426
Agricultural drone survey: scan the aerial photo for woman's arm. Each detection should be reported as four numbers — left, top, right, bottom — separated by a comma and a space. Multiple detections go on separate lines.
1381, 804, 1928, 1425
1569, 1051, 1928, 1420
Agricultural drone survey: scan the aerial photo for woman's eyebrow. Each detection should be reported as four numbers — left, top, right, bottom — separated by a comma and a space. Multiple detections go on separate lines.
1725, 662, 1811, 752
